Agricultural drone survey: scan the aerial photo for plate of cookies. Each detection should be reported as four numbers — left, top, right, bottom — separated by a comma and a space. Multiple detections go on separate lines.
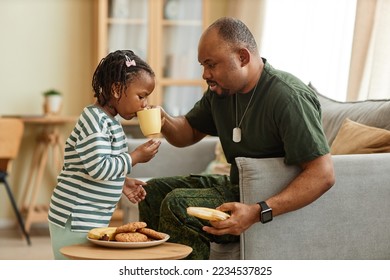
87, 222, 169, 248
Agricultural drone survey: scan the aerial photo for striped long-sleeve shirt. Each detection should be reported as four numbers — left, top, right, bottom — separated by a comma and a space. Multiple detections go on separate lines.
48, 105, 132, 231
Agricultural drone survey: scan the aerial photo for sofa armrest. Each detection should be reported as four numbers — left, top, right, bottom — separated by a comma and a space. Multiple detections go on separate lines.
236, 154, 390, 259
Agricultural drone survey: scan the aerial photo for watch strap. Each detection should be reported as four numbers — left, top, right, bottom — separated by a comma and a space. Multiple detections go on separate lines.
258, 201, 269, 211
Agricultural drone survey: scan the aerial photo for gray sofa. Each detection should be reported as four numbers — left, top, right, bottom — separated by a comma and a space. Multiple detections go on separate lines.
124, 85, 390, 259
127, 136, 218, 179
237, 85, 390, 259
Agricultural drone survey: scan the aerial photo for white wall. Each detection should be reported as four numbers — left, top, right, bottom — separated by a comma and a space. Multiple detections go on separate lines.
0, 0, 93, 116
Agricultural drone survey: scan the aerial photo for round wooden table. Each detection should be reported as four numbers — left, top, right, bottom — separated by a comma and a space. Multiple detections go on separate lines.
60, 242, 192, 260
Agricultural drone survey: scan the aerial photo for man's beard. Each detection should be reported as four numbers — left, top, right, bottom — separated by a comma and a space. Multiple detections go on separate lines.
209, 86, 230, 98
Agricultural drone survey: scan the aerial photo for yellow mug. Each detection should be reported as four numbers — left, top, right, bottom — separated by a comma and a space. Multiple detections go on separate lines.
136, 108, 161, 137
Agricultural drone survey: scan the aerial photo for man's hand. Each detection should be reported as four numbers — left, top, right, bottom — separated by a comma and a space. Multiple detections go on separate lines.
202, 202, 260, 236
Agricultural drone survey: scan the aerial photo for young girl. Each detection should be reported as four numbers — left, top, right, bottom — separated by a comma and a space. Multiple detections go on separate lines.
48, 50, 161, 259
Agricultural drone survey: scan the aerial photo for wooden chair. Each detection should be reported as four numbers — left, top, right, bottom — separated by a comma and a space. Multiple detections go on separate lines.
0, 118, 31, 245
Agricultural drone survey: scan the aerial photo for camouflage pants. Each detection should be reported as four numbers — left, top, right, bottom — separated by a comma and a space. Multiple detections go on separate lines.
138, 174, 240, 260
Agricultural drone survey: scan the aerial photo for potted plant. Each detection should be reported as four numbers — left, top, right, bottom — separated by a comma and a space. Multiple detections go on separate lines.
43, 89, 63, 115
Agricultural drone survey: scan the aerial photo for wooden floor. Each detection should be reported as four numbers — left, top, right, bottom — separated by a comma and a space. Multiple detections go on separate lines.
0, 227, 53, 260
0, 226, 53, 260
0, 212, 124, 260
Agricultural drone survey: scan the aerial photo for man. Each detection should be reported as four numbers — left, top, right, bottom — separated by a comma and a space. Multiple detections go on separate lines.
139, 17, 335, 259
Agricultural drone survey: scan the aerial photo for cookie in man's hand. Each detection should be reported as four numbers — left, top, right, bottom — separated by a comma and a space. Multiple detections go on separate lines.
187, 207, 230, 221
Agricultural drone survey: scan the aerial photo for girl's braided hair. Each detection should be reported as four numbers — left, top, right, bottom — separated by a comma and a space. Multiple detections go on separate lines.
92, 50, 155, 106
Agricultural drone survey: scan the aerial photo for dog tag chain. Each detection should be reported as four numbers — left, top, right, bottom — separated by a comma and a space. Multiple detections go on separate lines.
233, 80, 259, 143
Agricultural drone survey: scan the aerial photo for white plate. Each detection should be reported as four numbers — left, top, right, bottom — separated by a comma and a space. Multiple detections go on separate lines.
87, 234, 170, 249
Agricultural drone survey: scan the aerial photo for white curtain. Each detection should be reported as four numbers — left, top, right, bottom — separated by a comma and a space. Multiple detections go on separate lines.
354, 0, 390, 100
226, 0, 357, 101
346, 0, 377, 101
226, 0, 390, 101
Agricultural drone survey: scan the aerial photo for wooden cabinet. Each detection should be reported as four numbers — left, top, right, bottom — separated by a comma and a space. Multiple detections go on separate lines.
94, 0, 210, 115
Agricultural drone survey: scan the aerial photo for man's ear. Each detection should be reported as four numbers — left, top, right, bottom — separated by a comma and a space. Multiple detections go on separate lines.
238, 48, 250, 66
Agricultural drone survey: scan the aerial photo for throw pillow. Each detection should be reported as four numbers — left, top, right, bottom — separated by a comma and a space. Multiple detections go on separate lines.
308, 83, 390, 146
330, 118, 390, 155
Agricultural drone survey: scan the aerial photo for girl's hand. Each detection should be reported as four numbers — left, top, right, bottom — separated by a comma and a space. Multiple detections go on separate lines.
122, 177, 147, 203
130, 138, 161, 165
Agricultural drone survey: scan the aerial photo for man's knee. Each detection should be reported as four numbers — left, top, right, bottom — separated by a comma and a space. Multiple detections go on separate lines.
161, 188, 187, 209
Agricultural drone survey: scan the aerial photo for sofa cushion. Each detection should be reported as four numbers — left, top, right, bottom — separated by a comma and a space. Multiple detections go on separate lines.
308, 83, 390, 146
331, 118, 390, 154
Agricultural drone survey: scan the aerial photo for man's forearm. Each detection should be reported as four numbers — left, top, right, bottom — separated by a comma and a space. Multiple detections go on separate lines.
161, 115, 205, 147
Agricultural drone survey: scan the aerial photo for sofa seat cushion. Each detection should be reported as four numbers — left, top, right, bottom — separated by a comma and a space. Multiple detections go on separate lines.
309, 83, 390, 146
331, 118, 390, 154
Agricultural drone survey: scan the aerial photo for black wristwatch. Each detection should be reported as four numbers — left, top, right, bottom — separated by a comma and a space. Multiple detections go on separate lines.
258, 201, 273, 224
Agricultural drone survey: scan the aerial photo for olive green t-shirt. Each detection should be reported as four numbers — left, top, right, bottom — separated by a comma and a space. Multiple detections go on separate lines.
186, 59, 329, 184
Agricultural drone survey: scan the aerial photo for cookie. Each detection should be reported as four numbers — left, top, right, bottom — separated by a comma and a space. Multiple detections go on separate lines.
187, 207, 230, 221
137, 228, 166, 240
115, 232, 148, 242
115, 222, 147, 234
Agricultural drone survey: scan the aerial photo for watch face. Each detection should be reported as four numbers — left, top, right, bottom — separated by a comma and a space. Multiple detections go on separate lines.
262, 209, 273, 223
